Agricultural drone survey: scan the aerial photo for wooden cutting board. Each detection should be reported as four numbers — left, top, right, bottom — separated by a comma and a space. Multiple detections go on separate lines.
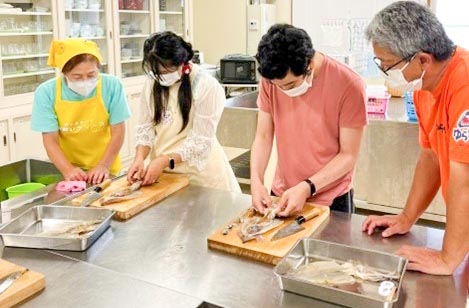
0, 259, 45, 307
72, 173, 189, 221
207, 203, 330, 265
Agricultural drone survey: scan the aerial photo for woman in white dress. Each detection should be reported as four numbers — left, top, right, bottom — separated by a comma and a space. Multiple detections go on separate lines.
127, 31, 240, 192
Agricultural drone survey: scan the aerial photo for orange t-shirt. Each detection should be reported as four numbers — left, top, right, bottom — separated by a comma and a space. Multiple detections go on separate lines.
257, 55, 367, 206
414, 46, 469, 201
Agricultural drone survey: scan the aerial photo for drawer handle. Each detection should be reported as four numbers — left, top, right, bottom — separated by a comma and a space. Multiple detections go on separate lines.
3, 135, 6, 146
13, 132, 16, 142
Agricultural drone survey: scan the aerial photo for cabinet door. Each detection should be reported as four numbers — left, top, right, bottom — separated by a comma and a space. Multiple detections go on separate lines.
114, 0, 154, 79
56, 0, 115, 75
12, 115, 47, 160
0, 1, 57, 98
0, 120, 10, 164
157, 0, 190, 39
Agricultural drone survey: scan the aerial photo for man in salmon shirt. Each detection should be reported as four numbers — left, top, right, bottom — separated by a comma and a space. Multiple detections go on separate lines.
362, 1, 469, 275
250, 24, 367, 216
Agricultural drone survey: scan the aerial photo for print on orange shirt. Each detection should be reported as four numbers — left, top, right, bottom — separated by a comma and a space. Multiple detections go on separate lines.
453, 110, 469, 143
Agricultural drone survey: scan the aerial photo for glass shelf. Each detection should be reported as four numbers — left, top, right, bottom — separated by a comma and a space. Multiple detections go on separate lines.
1, 53, 49, 60
117, 0, 151, 79
159, 0, 186, 38
0, 32, 53, 36
118, 10, 151, 14
3, 70, 55, 79
0, 12, 52, 16
0, 1, 55, 96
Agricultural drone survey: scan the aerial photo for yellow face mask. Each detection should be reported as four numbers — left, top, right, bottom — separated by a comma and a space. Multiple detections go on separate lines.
47, 39, 103, 71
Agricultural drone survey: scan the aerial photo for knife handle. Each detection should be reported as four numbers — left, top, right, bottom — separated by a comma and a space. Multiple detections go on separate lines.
95, 178, 112, 192
296, 207, 321, 224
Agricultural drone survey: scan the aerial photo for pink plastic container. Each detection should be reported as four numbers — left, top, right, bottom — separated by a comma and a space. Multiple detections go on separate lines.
366, 93, 391, 114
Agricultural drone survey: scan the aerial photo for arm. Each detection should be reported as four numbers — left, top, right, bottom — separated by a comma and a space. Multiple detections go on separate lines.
87, 122, 126, 183
362, 148, 440, 236
43, 132, 87, 181
396, 160, 469, 275
250, 110, 275, 213
277, 126, 364, 216
441, 161, 469, 271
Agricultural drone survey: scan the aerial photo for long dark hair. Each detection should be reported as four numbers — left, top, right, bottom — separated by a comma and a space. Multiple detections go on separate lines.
142, 31, 194, 132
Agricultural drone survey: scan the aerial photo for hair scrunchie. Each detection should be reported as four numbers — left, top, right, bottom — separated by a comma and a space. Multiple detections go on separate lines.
182, 63, 191, 75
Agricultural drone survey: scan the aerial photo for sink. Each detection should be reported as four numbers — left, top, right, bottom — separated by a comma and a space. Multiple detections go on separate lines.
224, 91, 259, 109
0, 158, 64, 224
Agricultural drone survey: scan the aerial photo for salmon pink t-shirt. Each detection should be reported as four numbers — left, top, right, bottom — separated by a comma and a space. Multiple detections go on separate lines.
257, 55, 367, 206
414, 46, 469, 201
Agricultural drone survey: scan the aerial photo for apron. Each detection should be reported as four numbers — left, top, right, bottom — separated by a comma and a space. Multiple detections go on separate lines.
54, 76, 121, 175
151, 67, 240, 192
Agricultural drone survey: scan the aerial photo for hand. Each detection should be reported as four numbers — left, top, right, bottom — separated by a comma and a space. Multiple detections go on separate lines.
396, 246, 454, 275
127, 159, 145, 183
277, 181, 310, 217
250, 181, 271, 214
142, 156, 167, 185
86, 165, 109, 184
64, 167, 87, 181
361, 213, 413, 237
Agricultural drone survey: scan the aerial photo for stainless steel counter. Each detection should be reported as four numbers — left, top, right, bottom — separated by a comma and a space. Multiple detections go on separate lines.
1, 186, 467, 308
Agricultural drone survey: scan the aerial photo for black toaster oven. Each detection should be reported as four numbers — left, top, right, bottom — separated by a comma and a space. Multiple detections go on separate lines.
220, 54, 257, 84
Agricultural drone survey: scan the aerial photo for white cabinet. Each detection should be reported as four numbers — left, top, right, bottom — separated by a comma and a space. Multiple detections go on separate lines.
120, 88, 142, 169
0, 120, 10, 164
12, 115, 47, 160
157, 0, 192, 40
0, 0, 58, 99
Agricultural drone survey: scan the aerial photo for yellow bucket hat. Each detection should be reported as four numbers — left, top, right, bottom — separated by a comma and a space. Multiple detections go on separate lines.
47, 38, 103, 71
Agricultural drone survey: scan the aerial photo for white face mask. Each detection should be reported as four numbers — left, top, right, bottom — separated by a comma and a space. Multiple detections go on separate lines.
382, 61, 425, 93
66, 78, 98, 97
158, 71, 181, 87
280, 72, 313, 97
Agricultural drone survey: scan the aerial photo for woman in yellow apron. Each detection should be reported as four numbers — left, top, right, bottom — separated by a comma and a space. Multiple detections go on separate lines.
127, 32, 240, 192
32, 39, 131, 184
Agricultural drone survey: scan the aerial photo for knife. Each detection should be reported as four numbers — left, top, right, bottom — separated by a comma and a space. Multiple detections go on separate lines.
271, 208, 321, 241
0, 269, 28, 295
80, 179, 112, 207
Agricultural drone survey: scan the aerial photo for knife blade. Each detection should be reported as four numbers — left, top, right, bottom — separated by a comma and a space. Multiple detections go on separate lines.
271, 207, 322, 241
0, 269, 28, 295
80, 179, 112, 207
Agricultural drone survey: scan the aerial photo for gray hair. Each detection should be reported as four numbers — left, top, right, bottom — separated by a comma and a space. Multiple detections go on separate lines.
366, 1, 454, 61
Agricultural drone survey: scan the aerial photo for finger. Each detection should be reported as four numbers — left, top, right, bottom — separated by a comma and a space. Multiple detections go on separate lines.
382, 225, 400, 238
278, 201, 295, 217
362, 216, 374, 232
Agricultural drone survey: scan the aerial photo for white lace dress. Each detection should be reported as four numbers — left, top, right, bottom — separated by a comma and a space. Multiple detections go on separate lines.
135, 64, 241, 193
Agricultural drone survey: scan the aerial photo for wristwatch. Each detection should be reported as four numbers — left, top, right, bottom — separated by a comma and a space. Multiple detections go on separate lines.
304, 179, 316, 196
168, 155, 175, 170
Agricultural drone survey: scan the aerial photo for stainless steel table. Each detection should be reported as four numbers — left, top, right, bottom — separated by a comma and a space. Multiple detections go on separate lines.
1, 186, 467, 308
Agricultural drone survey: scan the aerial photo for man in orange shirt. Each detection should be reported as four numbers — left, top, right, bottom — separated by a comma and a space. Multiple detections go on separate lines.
251, 24, 367, 216
362, 1, 469, 275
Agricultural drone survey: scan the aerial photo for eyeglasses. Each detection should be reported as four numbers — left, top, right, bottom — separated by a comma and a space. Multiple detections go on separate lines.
373, 57, 409, 76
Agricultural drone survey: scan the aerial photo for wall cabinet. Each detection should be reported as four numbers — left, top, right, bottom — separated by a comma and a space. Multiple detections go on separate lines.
0, 0, 192, 167
0, 120, 10, 165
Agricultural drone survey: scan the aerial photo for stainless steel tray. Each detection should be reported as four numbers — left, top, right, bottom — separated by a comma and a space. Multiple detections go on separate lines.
274, 238, 407, 308
0, 205, 114, 251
